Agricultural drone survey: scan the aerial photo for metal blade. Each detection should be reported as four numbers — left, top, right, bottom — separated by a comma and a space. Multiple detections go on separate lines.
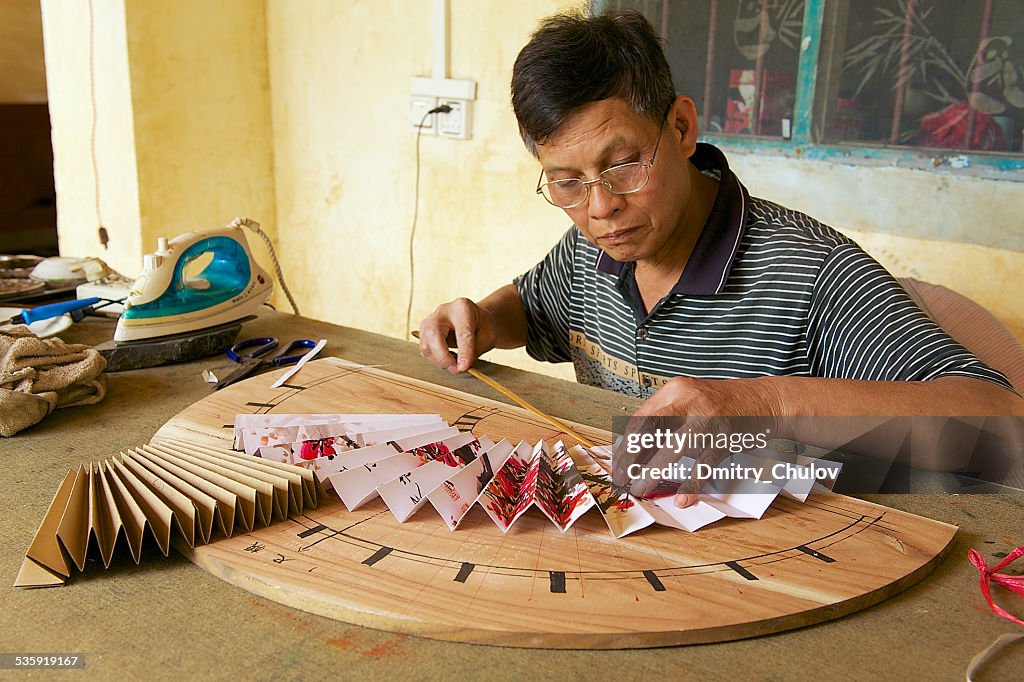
213, 358, 264, 390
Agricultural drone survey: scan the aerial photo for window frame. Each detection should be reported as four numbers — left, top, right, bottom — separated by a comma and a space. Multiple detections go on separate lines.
594, 0, 1024, 180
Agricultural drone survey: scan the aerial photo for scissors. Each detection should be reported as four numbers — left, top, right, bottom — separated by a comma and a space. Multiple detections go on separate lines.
214, 337, 317, 390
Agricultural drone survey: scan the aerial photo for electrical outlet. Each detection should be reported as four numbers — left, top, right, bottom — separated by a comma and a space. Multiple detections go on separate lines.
410, 95, 438, 134
438, 99, 472, 140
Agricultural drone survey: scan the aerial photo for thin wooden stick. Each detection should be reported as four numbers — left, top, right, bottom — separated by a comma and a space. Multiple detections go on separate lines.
466, 367, 595, 448
411, 330, 595, 447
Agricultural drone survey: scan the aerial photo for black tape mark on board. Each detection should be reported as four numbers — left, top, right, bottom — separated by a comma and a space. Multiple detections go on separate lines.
297, 524, 327, 539
453, 413, 486, 432
725, 561, 758, 581
643, 570, 666, 591
362, 547, 393, 566
454, 563, 475, 583
796, 545, 836, 563
549, 571, 566, 593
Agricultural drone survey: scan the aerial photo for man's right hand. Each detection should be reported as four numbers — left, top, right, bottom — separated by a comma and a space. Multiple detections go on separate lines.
419, 284, 530, 374
418, 297, 497, 374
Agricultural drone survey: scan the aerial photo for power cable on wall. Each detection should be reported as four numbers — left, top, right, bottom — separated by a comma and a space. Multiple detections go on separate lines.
87, 0, 108, 249
405, 104, 451, 339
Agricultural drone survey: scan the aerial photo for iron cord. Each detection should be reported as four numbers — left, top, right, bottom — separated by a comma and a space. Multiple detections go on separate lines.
230, 217, 301, 316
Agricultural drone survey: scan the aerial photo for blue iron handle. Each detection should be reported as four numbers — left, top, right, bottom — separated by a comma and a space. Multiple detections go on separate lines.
20, 297, 102, 325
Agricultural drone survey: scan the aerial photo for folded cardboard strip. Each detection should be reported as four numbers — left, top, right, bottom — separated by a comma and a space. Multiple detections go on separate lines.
14, 439, 323, 588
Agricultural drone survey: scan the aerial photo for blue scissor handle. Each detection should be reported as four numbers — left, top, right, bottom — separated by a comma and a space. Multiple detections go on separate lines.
270, 339, 316, 365
226, 337, 278, 363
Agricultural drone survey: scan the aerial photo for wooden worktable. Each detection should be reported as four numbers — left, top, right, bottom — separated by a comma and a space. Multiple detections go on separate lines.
2, 310, 1021, 680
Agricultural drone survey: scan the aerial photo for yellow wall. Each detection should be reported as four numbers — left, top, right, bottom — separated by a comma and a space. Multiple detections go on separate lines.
39, 1, 1023, 383
41, 0, 143, 267
124, 0, 277, 279
40, 0, 278, 297
265, 0, 578, 378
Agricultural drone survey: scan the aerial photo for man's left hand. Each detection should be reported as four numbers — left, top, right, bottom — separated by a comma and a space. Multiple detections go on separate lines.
621, 376, 784, 508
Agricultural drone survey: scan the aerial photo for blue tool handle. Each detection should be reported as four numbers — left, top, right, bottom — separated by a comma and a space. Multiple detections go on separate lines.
20, 297, 102, 325
269, 339, 317, 365
226, 337, 278, 362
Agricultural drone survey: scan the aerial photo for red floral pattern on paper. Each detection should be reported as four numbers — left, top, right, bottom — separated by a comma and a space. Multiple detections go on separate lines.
406, 438, 482, 468
296, 434, 359, 461
511, 454, 542, 519
298, 439, 335, 461
579, 465, 635, 513
535, 444, 593, 528
482, 454, 532, 526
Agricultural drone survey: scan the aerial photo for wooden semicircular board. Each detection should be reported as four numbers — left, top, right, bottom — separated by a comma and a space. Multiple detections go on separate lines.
155, 358, 957, 649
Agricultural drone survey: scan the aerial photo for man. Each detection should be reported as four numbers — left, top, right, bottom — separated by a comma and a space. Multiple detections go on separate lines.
418, 10, 1023, 504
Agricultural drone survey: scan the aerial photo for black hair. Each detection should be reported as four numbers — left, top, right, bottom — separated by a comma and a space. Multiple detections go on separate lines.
511, 9, 676, 157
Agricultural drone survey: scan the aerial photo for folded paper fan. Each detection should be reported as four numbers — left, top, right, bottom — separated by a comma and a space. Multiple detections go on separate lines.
15, 440, 323, 588
17, 414, 842, 588
257, 415, 841, 538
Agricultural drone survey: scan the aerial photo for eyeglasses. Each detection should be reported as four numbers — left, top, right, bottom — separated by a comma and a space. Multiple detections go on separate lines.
535, 117, 668, 209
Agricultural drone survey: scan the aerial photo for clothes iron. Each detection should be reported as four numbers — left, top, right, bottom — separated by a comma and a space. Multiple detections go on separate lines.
113, 226, 273, 343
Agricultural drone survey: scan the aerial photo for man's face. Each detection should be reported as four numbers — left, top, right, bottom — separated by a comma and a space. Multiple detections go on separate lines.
536, 97, 694, 266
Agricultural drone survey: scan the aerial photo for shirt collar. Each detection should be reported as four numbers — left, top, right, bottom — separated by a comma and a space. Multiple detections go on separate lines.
595, 142, 749, 296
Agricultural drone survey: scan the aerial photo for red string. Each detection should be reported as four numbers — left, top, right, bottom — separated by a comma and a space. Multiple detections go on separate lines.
969, 545, 1024, 627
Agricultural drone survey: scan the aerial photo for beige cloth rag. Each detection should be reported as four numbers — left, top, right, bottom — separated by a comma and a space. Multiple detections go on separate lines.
0, 325, 107, 436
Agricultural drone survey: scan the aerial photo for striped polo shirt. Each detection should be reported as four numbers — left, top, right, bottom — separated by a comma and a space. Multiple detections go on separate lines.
514, 143, 1012, 399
